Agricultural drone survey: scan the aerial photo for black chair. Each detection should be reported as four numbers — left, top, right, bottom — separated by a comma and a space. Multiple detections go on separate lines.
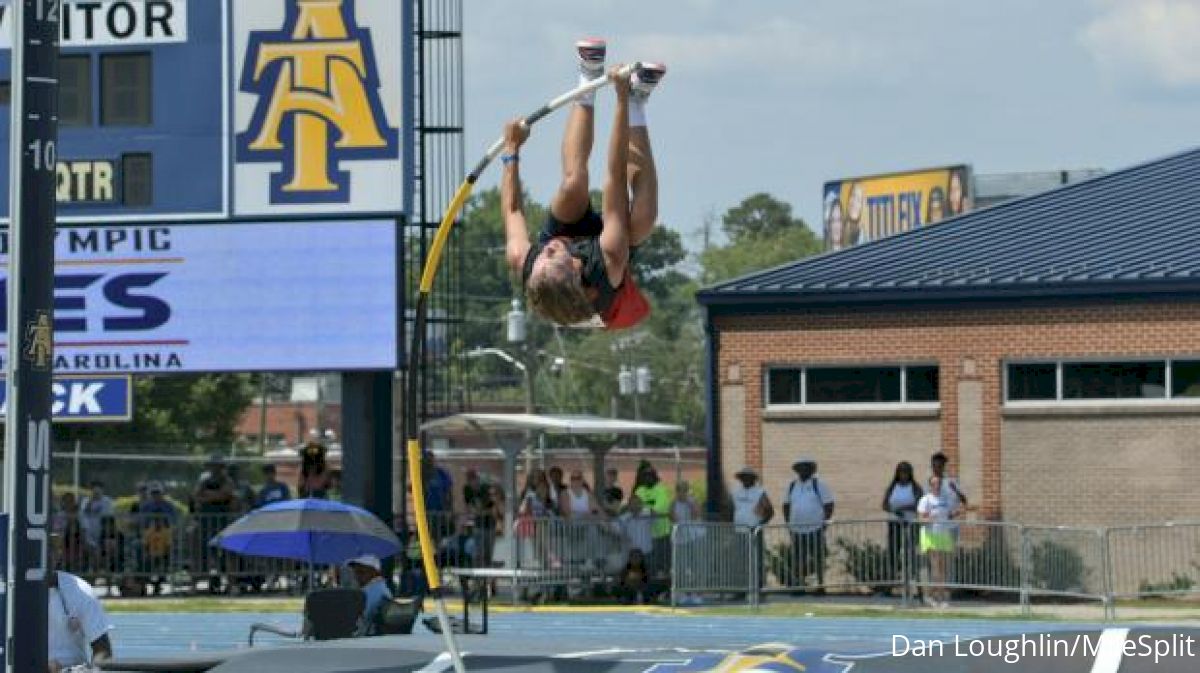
248, 588, 365, 646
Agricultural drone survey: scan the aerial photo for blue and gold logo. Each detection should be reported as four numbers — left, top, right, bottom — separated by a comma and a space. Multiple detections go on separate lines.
237, 0, 398, 204
645, 645, 854, 672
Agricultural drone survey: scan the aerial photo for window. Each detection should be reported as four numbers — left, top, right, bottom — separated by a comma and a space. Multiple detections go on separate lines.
766, 369, 801, 405
1172, 360, 1200, 398
101, 53, 151, 125
906, 365, 940, 402
1063, 361, 1164, 399
1006, 359, 1200, 403
807, 366, 900, 404
59, 55, 92, 126
121, 153, 152, 206
1008, 363, 1056, 401
765, 364, 938, 407
0, 81, 10, 106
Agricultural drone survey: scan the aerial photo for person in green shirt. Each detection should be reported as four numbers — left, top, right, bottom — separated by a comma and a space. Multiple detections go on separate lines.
632, 462, 672, 578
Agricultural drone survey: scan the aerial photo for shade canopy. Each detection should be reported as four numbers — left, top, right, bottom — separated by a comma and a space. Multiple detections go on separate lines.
421, 413, 685, 437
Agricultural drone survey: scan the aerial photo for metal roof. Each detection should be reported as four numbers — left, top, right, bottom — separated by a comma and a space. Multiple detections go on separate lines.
698, 147, 1200, 309
421, 413, 685, 436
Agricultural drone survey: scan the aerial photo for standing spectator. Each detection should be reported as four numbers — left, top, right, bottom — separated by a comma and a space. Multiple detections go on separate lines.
79, 481, 114, 569
617, 496, 659, 603
881, 461, 923, 593
227, 464, 257, 514
782, 458, 834, 592
671, 480, 704, 606
600, 467, 624, 516
463, 470, 500, 568
730, 466, 773, 597
54, 492, 86, 572
930, 451, 968, 512
128, 482, 151, 520
48, 569, 113, 671
559, 470, 600, 520
140, 482, 179, 523
193, 453, 236, 593
298, 441, 333, 498
256, 464, 291, 508
423, 452, 453, 541
547, 466, 567, 502
918, 474, 958, 608
140, 482, 177, 596
632, 463, 672, 577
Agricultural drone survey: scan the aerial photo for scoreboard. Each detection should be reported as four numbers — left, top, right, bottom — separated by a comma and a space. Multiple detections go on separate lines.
0, 0, 411, 372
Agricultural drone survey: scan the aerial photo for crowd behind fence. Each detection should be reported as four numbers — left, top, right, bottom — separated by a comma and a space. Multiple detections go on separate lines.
63, 512, 1200, 617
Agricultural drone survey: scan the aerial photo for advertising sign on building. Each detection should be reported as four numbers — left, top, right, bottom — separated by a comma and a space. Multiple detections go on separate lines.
0, 220, 398, 373
0, 376, 133, 421
823, 165, 972, 250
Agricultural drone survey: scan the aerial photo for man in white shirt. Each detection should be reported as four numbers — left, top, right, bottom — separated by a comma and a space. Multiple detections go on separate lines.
930, 452, 968, 511
78, 481, 114, 551
730, 466, 774, 595
346, 555, 393, 636
49, 570, 113, 672
782, 459, 835, 592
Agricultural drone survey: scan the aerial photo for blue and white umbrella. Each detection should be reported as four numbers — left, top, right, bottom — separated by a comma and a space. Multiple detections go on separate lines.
212, 498, 401, 565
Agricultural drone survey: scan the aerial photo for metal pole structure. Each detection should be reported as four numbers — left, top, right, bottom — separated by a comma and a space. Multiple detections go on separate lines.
5, 1, 59, 671
257, 374, 269, 454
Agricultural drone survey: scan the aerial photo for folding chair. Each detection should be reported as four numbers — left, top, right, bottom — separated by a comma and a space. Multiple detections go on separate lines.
248, 588, 365, 646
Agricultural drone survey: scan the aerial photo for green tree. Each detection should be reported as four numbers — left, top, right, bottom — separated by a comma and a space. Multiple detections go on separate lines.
701, 193, 822, 284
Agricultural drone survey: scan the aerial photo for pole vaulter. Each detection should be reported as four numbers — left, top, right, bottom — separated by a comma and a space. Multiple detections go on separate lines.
404, 61, 641, 673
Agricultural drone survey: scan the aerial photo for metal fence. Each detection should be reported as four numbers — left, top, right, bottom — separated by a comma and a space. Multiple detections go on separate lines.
669, 519, 1199, 615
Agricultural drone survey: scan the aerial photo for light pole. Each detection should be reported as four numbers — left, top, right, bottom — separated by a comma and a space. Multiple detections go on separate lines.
618, 363, 651, 448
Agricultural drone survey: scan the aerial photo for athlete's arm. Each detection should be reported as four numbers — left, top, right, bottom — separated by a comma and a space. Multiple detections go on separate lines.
599, 66, 631, 286
502, 119, 532, 275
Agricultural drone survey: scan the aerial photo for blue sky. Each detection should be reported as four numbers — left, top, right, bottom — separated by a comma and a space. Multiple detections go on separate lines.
463, 0, 1200, 251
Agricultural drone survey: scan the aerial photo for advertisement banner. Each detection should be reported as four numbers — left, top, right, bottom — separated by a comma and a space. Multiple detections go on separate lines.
232, 0, 405, 217
0, 220, 398, 373
0, 0, 189, 48
823, 165, 972, 250
0, 376, 132, 422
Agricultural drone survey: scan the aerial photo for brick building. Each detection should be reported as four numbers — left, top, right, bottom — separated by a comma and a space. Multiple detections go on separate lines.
697, 148, 1200, 527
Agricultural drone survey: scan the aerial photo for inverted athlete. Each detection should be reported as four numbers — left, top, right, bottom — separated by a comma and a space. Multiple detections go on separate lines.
502, 39, 666, 329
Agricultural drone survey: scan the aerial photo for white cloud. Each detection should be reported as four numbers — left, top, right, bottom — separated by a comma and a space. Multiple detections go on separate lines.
1080, 0, 1200, 88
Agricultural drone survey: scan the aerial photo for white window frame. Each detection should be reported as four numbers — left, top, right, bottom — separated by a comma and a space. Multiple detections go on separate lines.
1004, 357, 1200, 407
764, 363, 941, 411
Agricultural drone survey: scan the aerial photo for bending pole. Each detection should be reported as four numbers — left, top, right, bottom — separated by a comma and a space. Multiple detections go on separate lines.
405, 63, 639, 672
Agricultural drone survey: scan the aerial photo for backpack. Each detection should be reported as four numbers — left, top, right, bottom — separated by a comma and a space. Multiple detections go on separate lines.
784, 478, 828, 524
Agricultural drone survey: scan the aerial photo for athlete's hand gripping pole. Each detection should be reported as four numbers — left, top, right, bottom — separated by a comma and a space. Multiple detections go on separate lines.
405, 62, 639, 673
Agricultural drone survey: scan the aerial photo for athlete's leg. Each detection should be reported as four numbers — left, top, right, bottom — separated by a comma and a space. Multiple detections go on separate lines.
550, 39, 605, 223
627, 64, 665, 246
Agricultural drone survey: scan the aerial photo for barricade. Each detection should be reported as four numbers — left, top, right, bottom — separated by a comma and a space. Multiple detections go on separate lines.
1105, 522, 1200, 615
670, 522, 753, 604
757, 519, 913, 599
1019, 526, 1108, 608
913, 520, 1023, 602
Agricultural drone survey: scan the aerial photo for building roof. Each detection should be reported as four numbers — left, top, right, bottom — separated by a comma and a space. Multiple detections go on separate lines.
698, 147, 1200, 310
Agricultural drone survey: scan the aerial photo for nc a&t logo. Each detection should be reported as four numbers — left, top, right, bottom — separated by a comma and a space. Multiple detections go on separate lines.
237, 0, 399, 204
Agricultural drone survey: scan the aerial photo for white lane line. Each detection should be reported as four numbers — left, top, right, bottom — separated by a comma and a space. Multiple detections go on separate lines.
1090, 628, 1129, 673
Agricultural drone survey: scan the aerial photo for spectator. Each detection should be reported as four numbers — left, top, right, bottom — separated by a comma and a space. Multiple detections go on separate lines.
193, 453, 236, 592
79, 481, 114, 563
328, 469, 344, 501
559, 470, 600, 520
298, 441, 333, 498
632, 463, 672, 577
618, 494, 654, 558
930, 451, 968, 512
616, 548, 651, 605
671, 480, 704, 606
519, 478, 558, 572
881, 461, 923, 593
463, 470, 500, 568
522, 468, 549, 500
347, 554, 393, 636
227, 464, 257, 514
600, 467, 624, 516
141, 516, 173, 596
730, 466, 773, 597
547, 466, 567, 502
48, 569, 113, 671
128, 482, 151, 520
256, 464, 291, 508
53, 493, 86, 572
423, 453, 453, 542
140, 482, 179, 524
782, 458, 834, 593
918, 474, 958, 608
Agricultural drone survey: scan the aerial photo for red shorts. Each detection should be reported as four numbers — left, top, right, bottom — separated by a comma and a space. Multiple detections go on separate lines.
600, 271, 650, 330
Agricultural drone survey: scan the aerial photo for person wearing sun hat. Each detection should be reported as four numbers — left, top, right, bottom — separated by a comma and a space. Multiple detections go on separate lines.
346, 554, 393, 636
